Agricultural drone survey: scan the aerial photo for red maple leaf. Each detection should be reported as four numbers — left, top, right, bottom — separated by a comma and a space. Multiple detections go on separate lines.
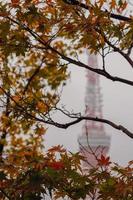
49, 161, 64, 170
98, 155, 111, 166
11, 0, 20, 7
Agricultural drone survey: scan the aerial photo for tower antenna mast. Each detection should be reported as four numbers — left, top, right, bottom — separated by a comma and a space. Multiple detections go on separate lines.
78, 53, 110, 169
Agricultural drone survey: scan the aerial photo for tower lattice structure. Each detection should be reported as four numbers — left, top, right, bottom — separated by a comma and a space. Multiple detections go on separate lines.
78, 53, 110, 170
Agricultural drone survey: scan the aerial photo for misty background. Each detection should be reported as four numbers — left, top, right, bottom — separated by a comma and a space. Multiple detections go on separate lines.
44, 51, 133, 166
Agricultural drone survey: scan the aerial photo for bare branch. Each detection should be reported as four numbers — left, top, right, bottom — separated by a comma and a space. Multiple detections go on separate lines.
49, 49, 133, 86
101, 48, 106, 71
0, 85, 133, 139
40, 115, 133, 139
100, 32, 133, 68
78, 141, 96, 168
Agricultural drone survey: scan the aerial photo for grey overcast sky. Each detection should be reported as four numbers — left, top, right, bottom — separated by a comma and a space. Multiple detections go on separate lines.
44, 50, 133, 166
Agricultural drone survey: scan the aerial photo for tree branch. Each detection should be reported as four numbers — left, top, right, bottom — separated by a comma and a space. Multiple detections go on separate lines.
1, 17, 133, 139
63, 0, 132, 22
0, 189, 11, 200
50, 47, 133, 86
38, 115, 133, 139
0, 86, 133, 139
101, 32, 133, 68
25, 112, 133, 139
23, 57, 45, 94
6, 16, 133, 87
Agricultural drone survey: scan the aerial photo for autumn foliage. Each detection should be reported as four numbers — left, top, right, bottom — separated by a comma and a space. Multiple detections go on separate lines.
0, 0, 133, 199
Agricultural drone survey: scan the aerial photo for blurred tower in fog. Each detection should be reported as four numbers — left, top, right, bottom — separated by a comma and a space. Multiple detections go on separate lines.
78, 53, 110, 170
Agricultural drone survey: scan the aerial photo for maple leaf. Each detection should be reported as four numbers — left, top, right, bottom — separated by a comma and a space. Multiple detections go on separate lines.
109, 0, 116, 9
11, 0, 20, 7
48, 145, 66, 153
0, 0, 132, 199
48, 161, 64, 170
98, 155, 111, 166
46, 0, 52, 4
36, 101, 47, 112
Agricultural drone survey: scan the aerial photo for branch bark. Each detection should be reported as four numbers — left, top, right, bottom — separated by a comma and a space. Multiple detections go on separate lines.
1, 17, 133, 139
23, 57, 45, 94
36, 115, 133, 139
0, 86, 133, 139
0, 189, 11, 200
26, 113, 133, 139
100, 32, 133, 68
63, 0, 132, 22
6, 17, 133, 87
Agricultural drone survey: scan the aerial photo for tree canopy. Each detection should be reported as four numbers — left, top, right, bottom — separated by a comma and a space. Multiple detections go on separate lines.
0, 0, 133, 199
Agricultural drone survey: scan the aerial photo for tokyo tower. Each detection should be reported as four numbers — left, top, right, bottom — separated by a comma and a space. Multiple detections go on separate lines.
78, 53, 110, 170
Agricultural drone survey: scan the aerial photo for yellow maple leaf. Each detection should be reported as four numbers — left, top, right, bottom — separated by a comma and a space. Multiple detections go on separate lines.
36, 101, 47, 112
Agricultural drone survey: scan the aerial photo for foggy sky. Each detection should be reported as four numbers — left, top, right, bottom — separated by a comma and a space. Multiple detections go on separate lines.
45, 51, 133, 166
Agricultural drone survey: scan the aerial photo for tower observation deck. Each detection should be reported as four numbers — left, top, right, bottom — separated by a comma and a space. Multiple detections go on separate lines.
78, 53, 110, 169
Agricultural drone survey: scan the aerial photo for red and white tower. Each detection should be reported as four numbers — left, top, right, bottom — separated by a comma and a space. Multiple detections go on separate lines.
78, 53, 110, 170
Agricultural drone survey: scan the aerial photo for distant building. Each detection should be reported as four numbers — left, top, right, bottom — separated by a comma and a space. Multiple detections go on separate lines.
78, 53, 110, 170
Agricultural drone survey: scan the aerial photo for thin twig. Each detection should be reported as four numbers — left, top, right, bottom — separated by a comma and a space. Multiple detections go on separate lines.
102, 32, 133, 68
0, 85, 133, 139
23, 57, 45, 94
0, 189, 11, 200
101, 48, 106, 71
6, 16, 133, 86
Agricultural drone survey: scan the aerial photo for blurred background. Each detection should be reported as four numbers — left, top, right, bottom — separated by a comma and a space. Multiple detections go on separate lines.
45, 51, 133, 166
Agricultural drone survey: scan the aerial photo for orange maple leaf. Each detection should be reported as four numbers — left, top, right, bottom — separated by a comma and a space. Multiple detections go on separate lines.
48, 145, 66, 153
110, 0, 116, 9
36, 101, 47, 112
